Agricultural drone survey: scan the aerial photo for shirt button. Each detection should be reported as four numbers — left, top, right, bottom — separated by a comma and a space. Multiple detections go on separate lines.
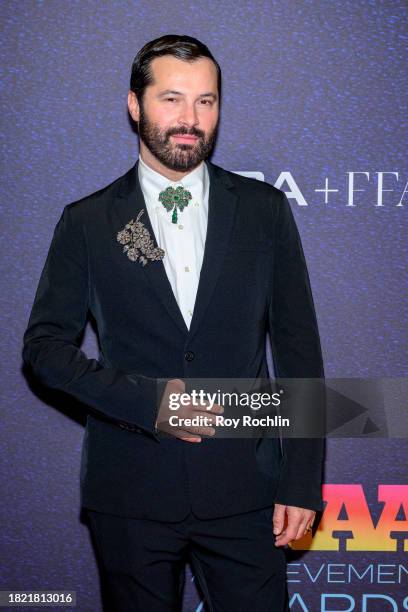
194, 202, 199, 207
184, 266, 190, 272
178, 224, 184, 230
184, 351, 195, 362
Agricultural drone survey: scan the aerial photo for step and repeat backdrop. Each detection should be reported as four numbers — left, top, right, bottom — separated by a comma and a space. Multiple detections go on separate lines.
1, 1, 406, 610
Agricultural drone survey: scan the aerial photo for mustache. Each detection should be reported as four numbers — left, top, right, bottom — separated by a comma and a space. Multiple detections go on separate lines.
165, 126, 205, 140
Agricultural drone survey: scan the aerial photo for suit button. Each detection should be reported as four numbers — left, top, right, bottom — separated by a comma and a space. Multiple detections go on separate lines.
184, 350, 195, 362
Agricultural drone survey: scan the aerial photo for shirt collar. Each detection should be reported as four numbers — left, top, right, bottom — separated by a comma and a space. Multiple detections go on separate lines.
138, 153, 207, 202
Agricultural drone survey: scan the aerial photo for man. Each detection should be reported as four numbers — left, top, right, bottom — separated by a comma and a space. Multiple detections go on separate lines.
22, 35, 325, 611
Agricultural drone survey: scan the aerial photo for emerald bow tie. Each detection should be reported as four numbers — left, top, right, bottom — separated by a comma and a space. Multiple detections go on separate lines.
158, 185, 192, 224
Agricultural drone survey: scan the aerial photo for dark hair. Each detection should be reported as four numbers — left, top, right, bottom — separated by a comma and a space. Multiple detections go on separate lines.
130, 34, 221, 104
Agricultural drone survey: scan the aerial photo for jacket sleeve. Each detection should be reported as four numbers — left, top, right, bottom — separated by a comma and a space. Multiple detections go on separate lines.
22, 204, 166, 441
268, 192, 325, 511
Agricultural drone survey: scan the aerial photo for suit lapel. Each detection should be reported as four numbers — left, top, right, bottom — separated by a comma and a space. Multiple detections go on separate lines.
114, 159, 238, 339
114, 161, 188, 335
188, 161, 238, 340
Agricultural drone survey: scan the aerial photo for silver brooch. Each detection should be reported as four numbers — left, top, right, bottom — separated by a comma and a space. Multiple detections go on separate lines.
116, 209, 165, 265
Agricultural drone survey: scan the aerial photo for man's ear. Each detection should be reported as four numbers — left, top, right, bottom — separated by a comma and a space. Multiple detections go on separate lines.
127, 90, 140, 122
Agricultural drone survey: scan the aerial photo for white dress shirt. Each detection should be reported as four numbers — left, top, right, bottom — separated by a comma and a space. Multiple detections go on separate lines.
138, 154, 210, 330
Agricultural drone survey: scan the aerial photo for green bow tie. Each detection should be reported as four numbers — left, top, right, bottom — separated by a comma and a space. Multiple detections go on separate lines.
158, 185, 192, 224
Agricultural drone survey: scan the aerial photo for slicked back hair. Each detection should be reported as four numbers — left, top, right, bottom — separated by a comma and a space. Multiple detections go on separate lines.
130, 34, 221, 105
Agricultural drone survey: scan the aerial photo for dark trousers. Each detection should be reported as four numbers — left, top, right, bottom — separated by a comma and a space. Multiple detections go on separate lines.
86, 505, 289, 612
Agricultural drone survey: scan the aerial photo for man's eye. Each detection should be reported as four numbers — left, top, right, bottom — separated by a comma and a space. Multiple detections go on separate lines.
165, 98, 177, 102
200, 100, 212, 105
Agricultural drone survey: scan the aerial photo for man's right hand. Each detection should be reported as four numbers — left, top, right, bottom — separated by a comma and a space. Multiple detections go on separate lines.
155, 379, 224, 443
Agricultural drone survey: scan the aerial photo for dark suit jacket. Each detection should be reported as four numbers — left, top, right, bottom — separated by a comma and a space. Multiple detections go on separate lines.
22, 159, 325, 520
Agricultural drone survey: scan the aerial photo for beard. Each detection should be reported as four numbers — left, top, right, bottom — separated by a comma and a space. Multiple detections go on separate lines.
137, 103, 218, 172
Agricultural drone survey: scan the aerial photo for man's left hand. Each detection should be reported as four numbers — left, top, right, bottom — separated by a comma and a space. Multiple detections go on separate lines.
272, 503, 315, 546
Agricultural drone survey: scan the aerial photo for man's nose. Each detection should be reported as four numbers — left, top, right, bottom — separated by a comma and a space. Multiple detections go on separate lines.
178, 103, 199, 128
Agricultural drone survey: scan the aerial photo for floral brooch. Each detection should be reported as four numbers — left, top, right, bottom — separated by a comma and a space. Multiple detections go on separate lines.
158, 185, 192, 224
116, 209, 165, 265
